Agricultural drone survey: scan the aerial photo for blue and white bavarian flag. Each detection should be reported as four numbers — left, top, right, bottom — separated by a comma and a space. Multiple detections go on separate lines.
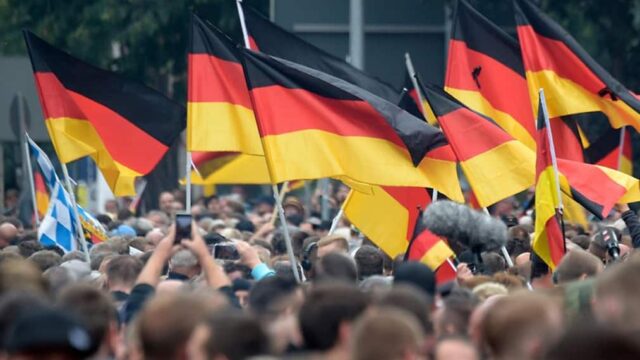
38, 182, 77, 252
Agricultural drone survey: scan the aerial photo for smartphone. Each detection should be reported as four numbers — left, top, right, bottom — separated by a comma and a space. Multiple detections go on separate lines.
213, 243, 240, 260
174, 212, 192, 244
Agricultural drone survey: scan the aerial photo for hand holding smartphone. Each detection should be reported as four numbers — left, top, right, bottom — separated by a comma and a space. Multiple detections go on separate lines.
174, 212, 193, 244
213, 243, 240, 260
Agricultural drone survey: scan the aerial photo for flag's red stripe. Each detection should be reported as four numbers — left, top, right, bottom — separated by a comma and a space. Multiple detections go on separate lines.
595, 150, 619, 170
550, 119, 583, 162
250, 86, 405, 148
624, 131, 633, 159
35, 72, 168, 173
408, 88, 422, 113
517, 25, 606, 96
191, 151, 239, 166
446, 39, 534, 133
438, 108, 513, 161
425, 144, 458, 162
187, 54, 253, 108
544, 215, 565, 266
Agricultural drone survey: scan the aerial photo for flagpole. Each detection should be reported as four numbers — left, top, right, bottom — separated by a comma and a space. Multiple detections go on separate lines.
185, 151, 192, 212
19, 92, 39, 227
404, 53, 429, 117
617, 126, 626, 171
539, 88, 566, 251
237, 2, 301, 283
328, 201, 346, 236
61, 164, 90, 262
432, 189, 439, 202
270, 181, 289, 225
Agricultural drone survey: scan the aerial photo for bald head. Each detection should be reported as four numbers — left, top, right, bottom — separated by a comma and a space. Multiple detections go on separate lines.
0, 223, 18, 248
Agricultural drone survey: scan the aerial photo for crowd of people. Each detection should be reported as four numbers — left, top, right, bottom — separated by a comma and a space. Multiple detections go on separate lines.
1, 183, 640, 360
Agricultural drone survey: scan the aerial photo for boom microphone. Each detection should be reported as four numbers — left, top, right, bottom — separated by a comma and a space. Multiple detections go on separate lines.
422, 200, 507, 252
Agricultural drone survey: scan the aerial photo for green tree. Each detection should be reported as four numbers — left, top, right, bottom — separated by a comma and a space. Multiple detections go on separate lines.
0, 0, 267, 101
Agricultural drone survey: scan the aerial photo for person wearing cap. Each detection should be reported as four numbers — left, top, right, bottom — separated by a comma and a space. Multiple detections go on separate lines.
4, 307, 96, 359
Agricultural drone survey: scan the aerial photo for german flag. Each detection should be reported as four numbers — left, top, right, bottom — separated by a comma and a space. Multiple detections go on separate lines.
408, 228, 455, 272
188, 14, 263, 156
242, 49, 463, 200
533, 93, 565, 269
34, 171, 49, 218
243, 6, 400, 103
344, 186, 431, 258
446, 0, 536, 149
515, 0, 640, 130
585, 126, 633, 176
24, 31, 184, 196
423, 85, 535, 207
551, 115, 585, 162
190, 151, 270, 185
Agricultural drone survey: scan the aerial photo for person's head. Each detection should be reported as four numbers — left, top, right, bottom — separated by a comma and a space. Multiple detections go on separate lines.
593, 258, 640, 332
158, 191, 175, 213
375, 284, 433, 335
105, 255, 143, 293
27, 250, 62, 272
553, 249, 603, 284
544, 323, 640, 360
434, 336, 479, 360
17, 240, 43, 258
316, 235, 349, 258
136, 293, 214, 360
248, 275, 302, 322
394, 261, 436, 297
4, 306, 96, 359
205, 311, 270, 360
570, 234, 590, 250
354, 245, 384, 280
482, 292, 563, 360
299, 283, 369, 353
169, 250, 201, 280
0, 259, 46, 296
471, 282, 508, 302
506, 225, 531, 258
480, 252, 506, 275
0, 223, 18, 248
57, 284, 119, 357
314, 252, 358, 283
351, 308, 425, 360
434, 288, 479, 338
0, 292, 48, 353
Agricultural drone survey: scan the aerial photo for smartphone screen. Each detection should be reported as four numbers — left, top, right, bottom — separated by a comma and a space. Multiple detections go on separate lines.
213, 243, 240, 260
175, 212, 192, 244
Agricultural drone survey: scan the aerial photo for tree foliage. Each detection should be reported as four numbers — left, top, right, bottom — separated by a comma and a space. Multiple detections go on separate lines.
0, 0, 267, 101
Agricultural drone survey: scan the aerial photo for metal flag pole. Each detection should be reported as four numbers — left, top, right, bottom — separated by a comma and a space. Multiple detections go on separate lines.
61, 164, 90, 262
185, 151, 192, 212
236, 0, 301, 282
18, 92, 39, 227
328, 200, 347, 236
618, 126, 626, 171
432, 189, 439, 202
404, 53, 429, 116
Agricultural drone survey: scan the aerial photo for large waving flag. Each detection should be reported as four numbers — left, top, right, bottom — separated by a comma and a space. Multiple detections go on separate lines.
423, 85, 535, 207
241, 49, 462, 200
514, 0, 640, 130
446, 0, 535, 149
243, 6, 400, 103
188, 14, 263, 156
24, 31, 185, 196
187, 14, 270, 185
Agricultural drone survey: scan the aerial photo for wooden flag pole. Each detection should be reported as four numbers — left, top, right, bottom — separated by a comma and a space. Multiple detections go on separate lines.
237, 0, 301, 283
